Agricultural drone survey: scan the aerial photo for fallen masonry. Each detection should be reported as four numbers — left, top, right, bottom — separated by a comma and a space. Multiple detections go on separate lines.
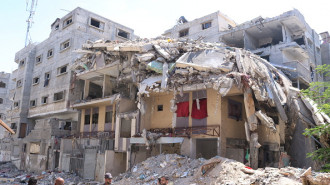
113, 154, 330, 185
69, 37, 329, 176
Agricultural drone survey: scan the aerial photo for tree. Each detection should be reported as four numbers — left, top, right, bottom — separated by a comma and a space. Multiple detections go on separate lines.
302, 64, 330, 172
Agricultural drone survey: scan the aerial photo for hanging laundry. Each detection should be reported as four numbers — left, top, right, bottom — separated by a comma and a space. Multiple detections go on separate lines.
176, 101, 189, 117
192, 98, 207, 119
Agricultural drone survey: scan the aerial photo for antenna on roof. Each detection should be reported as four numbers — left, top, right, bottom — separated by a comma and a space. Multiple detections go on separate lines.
25, 0, 38, 46
60, 9, 71, 12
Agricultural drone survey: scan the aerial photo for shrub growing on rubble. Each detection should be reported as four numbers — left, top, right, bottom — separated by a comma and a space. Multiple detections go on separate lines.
302, 64, 330, 172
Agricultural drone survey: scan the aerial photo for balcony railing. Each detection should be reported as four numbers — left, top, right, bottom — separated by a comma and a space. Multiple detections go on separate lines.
145, 125, 220, 137
64, 131, 115, 139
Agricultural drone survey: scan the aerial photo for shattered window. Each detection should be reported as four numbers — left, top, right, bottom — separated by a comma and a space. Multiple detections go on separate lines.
85, 109, 91, 125
36, 55, 42, 64
19, 59, 25, 67
30, 100, 36, 107
228, 99, 242, 121
60, 40, 70, 51
118, 29, 130, 39
47, 49, 53, 58
0, 81, 6, 88
41, 96, 48, 104
33, 77, 39, 85
53, 91, 65, 101
63, 16, 73, 28
92, 108, 99, 125
44, 72, 51, 87
202, 21, 212, 30
16, 80, 22, 88
179, 29, 189, 37
57, 65, 68, 75
14, 101, 19, 108
90, 18, 104, 30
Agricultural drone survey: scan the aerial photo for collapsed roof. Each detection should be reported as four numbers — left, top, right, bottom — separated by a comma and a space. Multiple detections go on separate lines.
72, 38, 329, 154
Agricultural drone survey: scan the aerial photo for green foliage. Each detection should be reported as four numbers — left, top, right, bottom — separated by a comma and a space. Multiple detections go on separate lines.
302, 64, 330, 172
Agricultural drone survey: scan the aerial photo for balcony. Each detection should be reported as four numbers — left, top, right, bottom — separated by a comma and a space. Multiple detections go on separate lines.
281, 60, 312, 84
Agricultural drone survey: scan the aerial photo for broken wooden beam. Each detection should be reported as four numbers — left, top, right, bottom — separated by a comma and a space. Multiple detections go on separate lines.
0, 119, 15, 134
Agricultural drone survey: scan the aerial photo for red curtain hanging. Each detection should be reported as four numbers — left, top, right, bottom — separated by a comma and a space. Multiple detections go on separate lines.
176, 101, 189, 117
191, 98, 207, 119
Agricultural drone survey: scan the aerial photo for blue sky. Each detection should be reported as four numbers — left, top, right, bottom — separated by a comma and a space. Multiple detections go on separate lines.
1, 0, 329, 73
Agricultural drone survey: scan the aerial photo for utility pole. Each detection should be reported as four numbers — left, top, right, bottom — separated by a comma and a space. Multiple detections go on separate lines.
25, 0, 38, 46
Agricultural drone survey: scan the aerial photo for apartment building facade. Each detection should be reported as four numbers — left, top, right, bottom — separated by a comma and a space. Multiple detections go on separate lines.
3, 7, 134, 173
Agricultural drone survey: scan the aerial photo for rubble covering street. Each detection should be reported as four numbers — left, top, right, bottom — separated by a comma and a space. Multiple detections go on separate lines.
113, 154, 330, 185
0, 162, 86, 185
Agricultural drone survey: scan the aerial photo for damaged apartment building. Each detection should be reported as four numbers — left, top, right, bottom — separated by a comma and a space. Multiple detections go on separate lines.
1, 8, 329, 182
164, 9, 322, 89
1, 7, 134, 173
66, 37, 329, 182
0, 72, 14, 161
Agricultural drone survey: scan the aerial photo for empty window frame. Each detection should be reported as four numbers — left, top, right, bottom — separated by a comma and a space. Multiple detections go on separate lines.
0, 81, 6, 88
16, 80, 22, 88
19, 59, 25, 67
84, 109, 91, 125
47, 49, 53, 58
44, 72, 50, 87
228, 99, 242, 121
53, 91, 65, 101
32, 77, 40, 85
63, 16, 73, 28
57, 65, 68, 75
157, 105, 163, 111
41, 96, 48, 104
14, 101, 19, 108
202, 21, 212, 30
0, 114, 3, 119
90, 18, 104, 30
55, 24, 59, 30
36, 55, 42, 64
117, 29, 130, 39
92, 108, 99, 125
30, 99, 36, 107
60, 40, 70, 51
179, 28, 189, 37
10, 123, 17, 132
0, 98, 3, 104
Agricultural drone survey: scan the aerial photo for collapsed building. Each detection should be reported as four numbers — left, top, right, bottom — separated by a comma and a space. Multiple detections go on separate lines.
63, 37, 329, 181
0, 7, 329, 183
1, 7, 134, 173
164, 9, 323, 89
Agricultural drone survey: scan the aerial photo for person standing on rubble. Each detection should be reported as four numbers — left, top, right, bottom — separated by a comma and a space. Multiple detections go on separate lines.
104, 172, 112, 185
158, 176, 169, 185
54, 177, 65, 185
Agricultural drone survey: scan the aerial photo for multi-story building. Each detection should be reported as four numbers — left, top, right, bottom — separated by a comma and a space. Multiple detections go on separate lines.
217, 9, 322, 89
0, 71, 13, 161
162, 11, 236, 42
0, 72, 12, 126
4, 7, 134, 173
164, 9, 322, 89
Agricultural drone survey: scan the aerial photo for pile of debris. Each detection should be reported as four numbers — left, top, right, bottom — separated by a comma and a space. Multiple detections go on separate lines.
113, 154, 330, 185
72, 38, 329, 160
0, 162, 85, 185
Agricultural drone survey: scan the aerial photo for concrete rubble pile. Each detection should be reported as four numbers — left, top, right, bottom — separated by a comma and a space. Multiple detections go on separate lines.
112, 154, 330, 185
0, 162, 86, 185
72, 38, 329, 146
